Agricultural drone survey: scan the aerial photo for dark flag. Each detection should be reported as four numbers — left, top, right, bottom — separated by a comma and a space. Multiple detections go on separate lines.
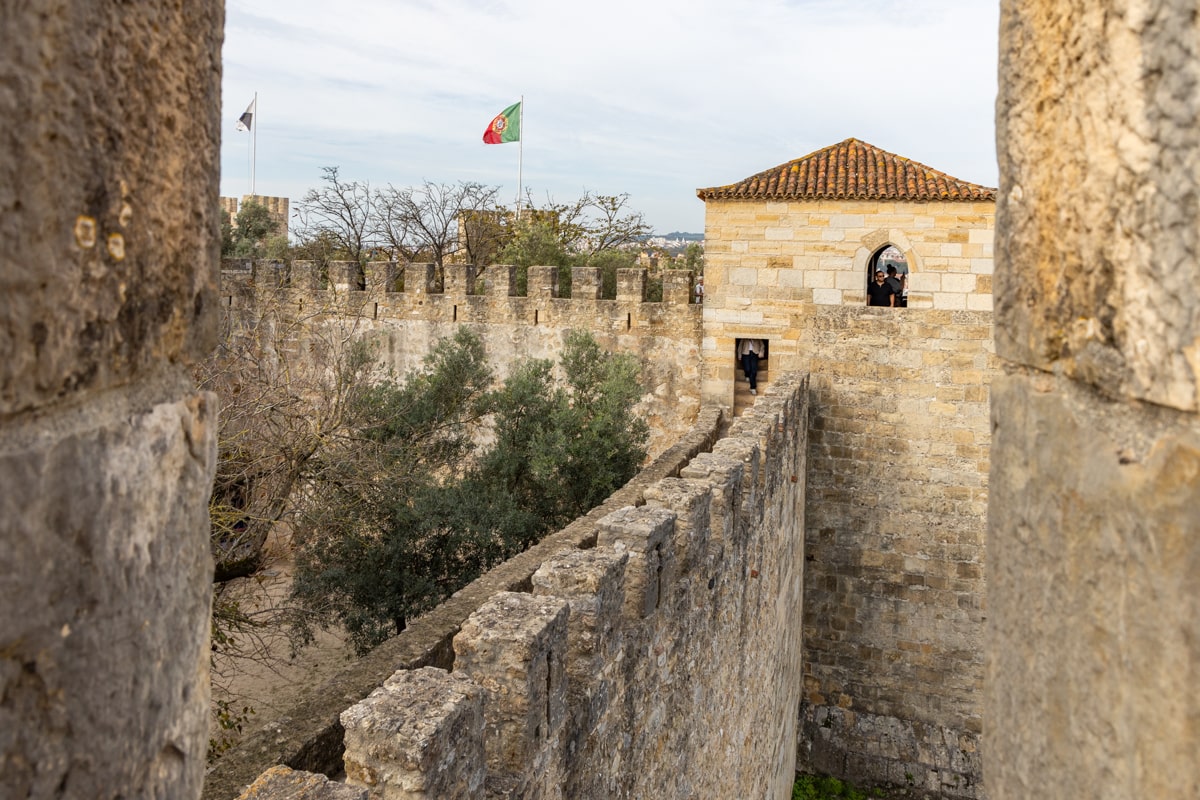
236, 98, 255, 132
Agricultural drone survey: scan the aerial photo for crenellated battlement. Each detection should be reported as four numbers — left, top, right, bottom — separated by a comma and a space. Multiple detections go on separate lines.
206, 376, 810, 800
219, 259, 705, 457
220, 259, 698, 312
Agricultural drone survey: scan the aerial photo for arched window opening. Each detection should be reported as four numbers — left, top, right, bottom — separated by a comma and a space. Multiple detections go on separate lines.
866, 244, 909, 308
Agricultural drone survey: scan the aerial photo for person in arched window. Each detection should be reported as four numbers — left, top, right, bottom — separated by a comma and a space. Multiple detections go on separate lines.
867, 269, 895, 307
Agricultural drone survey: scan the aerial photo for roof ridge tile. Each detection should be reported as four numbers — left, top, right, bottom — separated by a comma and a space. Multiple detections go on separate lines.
698, 137, 996, 203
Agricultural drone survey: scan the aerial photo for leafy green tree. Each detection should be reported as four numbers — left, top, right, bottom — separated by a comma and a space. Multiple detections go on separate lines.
221, 200, 282, 259
290, 328, 648, 654
481, 329, 648, 530
291, 329, 498, 650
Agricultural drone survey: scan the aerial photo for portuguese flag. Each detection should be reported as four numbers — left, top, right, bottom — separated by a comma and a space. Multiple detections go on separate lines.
483, 102, 521, 144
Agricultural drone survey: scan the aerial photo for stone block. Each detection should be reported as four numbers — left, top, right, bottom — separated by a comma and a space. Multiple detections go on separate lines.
987, 372, 1200, 798
642, 477, 713, 575
571, 266, 601, 299
407, 263, 438, 295
679, 451, 745, 548
663, 269, 694, 305
341, 667, 486, 800
293, 260, 323, 290
616, 268, 647, 301
532, 548, 627, 665
527, 265, 559, 300
444, 264, 476, 296
595, 506, 676, 618
481, 264, 517, 297
812, 288, 844, 305
941, 274, 978, 294
236, 766, 367, 800
0, 388, 217, 799
452, 592, 569, 779
364, 261, 398, 292
330, 260, 361, 292
531, 549, 628, 727
933, 293, 968, 310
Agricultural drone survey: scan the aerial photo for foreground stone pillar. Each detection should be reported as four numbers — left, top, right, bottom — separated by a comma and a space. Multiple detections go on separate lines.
990, 1, 1200, 797
0, 3, 222, 798
341, 667, 487, 799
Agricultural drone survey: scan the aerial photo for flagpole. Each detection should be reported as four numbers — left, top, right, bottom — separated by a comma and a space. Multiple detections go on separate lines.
516, 95, 524, 219
252, 91, 258, 196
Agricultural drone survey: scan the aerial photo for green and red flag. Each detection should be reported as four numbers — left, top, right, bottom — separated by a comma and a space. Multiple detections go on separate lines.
483, 102, 521, 144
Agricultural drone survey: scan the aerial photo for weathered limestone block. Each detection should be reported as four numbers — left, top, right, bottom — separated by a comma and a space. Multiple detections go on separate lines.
236, 765, 367, 800
663, 269, 695, 305
595, 506, 677, 619
452, 592, 569, 792
996, 0, 1200, 411
571, 266, 601, 299
641, 477, 713, 577
364, 261, 398, 293
679, 451, 746, 548
340, 667, 486, 800
711, 436, 763, 530
531, 549, 626, 668
254, 260, 289, 289
327, 261, 354, 292
616, 268, 646, 302
0, 3, 220, 416
987, 372, 1200, 798
443, 264, 475, 296
481, 264, 517, 297
527, 265, 559, 300
406, 263, 437, 295
293, 260, 323, 290
0, 387, 217, 798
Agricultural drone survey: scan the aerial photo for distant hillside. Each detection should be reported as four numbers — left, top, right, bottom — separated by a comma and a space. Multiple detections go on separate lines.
660, 231, 703, 241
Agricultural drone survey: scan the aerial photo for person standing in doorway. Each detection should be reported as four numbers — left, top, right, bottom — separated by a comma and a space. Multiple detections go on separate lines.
738, 337, 765, 395
694, 276, 705, 304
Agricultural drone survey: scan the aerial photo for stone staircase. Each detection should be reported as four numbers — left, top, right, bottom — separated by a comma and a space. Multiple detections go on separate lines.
733, 363, 771, 416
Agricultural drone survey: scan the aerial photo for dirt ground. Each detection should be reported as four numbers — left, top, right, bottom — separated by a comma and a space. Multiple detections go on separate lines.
208, 533, 352, 755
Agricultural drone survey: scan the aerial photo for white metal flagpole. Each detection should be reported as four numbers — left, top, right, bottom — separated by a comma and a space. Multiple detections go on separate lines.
252, 91, 258, 196
516, 95, 524, 219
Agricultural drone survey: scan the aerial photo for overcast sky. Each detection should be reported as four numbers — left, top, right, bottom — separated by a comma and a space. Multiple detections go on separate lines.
220, 0, 1000, 235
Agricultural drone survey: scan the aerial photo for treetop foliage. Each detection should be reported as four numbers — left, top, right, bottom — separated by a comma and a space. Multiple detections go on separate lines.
289, 327, 648, 654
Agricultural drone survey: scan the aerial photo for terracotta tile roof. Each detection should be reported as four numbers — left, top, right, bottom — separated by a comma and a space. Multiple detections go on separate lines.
696, 138, 996, 202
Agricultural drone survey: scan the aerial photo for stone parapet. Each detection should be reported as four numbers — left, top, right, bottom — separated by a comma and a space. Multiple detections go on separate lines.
208, 378, 810, 800
201, 407, 725, 800
340, 668, 485, 799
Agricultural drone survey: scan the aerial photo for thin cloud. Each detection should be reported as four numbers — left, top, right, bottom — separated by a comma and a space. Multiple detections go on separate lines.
221, 0, 999, 232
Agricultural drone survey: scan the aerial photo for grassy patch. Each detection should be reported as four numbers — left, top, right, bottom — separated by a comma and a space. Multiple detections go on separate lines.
793, 773, 885, 800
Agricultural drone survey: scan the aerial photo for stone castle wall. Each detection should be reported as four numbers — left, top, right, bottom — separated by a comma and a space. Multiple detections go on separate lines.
220, 260, 703, 456
795, 307, 993, 797
700, 198, 996, 796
